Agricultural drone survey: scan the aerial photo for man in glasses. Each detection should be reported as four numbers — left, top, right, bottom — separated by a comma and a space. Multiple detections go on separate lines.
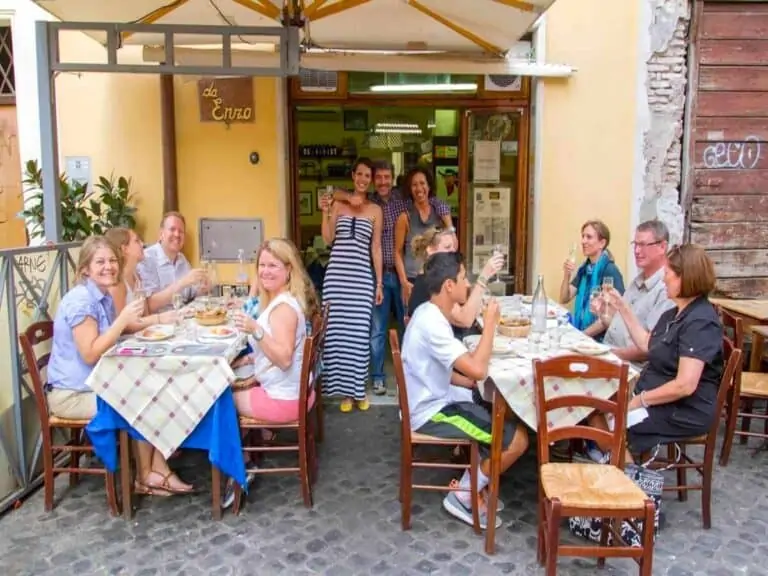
594, 219, 674, 363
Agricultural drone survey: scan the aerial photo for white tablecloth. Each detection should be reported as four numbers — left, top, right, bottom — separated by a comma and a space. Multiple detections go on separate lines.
86, 325, 245, 458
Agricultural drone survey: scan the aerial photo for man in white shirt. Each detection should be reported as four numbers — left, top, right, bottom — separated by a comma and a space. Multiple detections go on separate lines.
402, 252, 529, 530
594, 220, 674, 364
138, 211, 206, 312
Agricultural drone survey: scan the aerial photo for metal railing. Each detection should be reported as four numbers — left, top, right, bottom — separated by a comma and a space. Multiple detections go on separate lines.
0, 242, 80, 514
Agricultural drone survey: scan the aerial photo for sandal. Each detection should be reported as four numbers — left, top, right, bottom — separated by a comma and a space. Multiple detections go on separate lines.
134, 481, 172, 497
139, 470, 195, 495
340, 398, 353, 413
356, 396, 370, 411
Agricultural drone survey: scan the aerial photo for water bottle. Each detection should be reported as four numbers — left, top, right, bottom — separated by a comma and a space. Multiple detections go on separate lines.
532, 274, 548, 334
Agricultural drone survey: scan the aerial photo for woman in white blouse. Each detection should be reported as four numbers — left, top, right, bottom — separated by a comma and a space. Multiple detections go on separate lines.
232, 238, 320, 422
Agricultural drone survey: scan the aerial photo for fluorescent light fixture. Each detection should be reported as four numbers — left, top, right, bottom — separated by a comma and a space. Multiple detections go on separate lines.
375, 128, 423, 135
376, 122, 420, 130
369, 83, 477, 93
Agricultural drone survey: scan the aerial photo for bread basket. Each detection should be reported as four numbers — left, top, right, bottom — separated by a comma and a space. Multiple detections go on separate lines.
195, 308, 227, 326
497, 317, 531, 339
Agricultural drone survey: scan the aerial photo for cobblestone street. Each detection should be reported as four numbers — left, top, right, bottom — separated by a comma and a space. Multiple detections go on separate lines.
1, 406, 766, 576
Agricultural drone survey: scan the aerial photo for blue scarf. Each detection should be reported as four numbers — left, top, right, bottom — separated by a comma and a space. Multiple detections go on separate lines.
572, 252, 609, 331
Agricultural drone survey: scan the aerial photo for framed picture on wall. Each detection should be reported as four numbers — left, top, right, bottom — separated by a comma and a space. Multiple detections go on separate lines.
343, 109, 368, 131
299, 191, 313, 216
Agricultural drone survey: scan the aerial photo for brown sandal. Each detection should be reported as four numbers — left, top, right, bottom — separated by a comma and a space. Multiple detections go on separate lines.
134, 481, 173, 497
139, 470, 195, 495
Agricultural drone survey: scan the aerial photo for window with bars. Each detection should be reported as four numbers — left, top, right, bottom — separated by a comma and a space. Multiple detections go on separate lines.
0, 26, 15, 102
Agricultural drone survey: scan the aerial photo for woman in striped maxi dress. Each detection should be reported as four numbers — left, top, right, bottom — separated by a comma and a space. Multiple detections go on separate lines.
319, 158, 383, 412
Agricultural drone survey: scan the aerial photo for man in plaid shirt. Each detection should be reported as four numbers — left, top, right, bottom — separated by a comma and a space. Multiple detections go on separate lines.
335, 160, 452, 395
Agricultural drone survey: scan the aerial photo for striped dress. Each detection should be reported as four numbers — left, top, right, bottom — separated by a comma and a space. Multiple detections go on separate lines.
322, 215, 374, 400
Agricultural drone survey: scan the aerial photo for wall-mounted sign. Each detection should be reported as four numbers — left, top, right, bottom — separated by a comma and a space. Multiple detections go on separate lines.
198, 77, 255, 124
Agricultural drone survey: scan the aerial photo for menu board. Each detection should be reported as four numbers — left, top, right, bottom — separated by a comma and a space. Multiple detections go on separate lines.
471, 187, 511, 275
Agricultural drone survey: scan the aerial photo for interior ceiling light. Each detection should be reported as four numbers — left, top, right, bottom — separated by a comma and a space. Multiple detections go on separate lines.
376, 122, 420, 130
369, 83, 477, 93
375, 127, 423, 135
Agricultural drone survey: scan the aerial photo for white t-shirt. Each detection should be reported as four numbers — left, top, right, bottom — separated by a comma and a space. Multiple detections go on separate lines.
402, 301, 468, 431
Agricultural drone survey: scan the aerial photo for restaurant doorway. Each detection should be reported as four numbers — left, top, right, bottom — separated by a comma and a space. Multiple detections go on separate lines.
288, 72, 531, 295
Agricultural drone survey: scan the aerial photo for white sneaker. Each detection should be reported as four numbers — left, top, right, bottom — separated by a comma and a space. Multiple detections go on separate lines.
443, 492, 502, 530
221, 470, 257, 509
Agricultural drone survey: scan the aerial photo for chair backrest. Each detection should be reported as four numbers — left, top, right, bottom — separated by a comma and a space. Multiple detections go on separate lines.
718, 307, 744, 351
707, 336, 742, 448
297, 334, 316, 428
533, 355, 630, 467
19, 321, 55, 428
389, 329, 413, 445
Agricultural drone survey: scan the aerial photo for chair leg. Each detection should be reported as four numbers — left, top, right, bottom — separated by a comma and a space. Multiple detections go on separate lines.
545, 499, 562, 576
537, 490, 546, 566
740, 399, 753, 445
315, 382, 324, 444
401, 457, 413, 530
105, 472, 120, 517
69, 428, 81, 487
469, 443, 480, 536
702, 449, 714, 530
597, 517, 609, 568
42, 428, 55, 512
211, 466, 222, 520
720, 391, 740, 466
298, 426, 313, 508
640, 501, 655, 576
119, 431, 133, 520
672, 444, 687, 502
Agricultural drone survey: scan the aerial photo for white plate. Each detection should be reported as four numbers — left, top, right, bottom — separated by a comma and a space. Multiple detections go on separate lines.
200, 326, 238, 339
464, 335, 516, 356
135, 324, 175, 342
568, 342, 610, 356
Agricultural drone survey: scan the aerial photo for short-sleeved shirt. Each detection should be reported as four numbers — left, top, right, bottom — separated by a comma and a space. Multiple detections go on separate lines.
408, 274, 476, 341
637, 296, 724, 423
604, 267, 674, 349
48, 280, 116, 392
402, 301, 468, 430
137, 242, 194, 309
370, 190, 450, 269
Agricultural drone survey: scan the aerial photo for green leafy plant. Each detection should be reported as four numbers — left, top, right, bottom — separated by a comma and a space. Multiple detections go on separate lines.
19, 160, 136, 241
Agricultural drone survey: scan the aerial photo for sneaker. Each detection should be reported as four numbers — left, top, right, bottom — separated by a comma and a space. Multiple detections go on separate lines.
372, 380, 387, 396
443, 491, 502, 530
221, 470, 257, 510
585, 440, 611, 464
356, 396, 370, 411
449, 479, 504, 513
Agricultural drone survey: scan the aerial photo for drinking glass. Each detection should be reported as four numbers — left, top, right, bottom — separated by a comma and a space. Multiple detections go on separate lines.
602, 276, 614, 292
171, 291, 184, 329
491, 244, 505, 283
568, 243, 578, 265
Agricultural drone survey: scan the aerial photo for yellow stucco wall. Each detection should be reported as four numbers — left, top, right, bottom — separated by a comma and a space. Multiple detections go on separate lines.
537, 0, 639, 296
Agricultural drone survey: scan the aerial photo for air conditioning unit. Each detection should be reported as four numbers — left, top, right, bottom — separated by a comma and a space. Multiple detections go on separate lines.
484, 75, 523, 92
299, 69, 339, 92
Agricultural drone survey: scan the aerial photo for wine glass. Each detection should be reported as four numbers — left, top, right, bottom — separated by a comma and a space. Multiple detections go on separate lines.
602, 277, 614, 304
491, 244, 505, 283
568, 243, 578, 265
171, 291, 184, 329
133, 277, 147, 320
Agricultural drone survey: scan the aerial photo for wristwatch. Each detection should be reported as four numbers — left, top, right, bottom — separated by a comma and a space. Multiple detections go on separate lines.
252, 325, 265, 342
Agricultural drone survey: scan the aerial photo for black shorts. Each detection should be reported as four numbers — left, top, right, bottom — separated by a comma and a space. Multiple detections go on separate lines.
416, 402, 517, 457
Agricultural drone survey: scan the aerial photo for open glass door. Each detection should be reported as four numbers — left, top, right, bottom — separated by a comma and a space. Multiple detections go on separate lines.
459, 109, 529, 294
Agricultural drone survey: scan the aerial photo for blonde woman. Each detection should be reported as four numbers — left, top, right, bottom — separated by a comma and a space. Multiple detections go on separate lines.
46, 236, 145, 421
407, 227, 503, 335
232, 238, 320, 423
105, 228, 179, 332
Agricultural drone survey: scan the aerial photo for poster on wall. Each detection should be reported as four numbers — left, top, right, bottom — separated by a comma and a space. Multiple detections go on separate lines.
435, 166, 459, 216
472, 140, 501, 184
471, 187, 511, 275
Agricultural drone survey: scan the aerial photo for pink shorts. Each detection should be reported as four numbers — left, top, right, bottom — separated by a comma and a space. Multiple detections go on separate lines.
245, 386, 315, 424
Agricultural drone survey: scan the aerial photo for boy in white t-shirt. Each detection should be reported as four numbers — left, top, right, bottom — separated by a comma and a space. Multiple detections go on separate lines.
402, 252, 529, 530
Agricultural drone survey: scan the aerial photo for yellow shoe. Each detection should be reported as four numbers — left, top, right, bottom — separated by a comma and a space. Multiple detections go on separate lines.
340, 398, 353, 413
356, 397, 370, 411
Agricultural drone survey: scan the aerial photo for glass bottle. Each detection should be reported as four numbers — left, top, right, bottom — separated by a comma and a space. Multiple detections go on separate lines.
531, 274, 548, 334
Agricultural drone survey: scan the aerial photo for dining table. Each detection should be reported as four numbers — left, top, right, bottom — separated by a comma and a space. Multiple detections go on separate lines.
85, 319, 248, 519
475, 296, 640, 554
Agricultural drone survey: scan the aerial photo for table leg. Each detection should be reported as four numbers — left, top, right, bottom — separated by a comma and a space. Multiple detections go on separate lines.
749, 329, 765, 373
211, 466, 222, 520
484, 381, 506, 555
119, 430, 133, 521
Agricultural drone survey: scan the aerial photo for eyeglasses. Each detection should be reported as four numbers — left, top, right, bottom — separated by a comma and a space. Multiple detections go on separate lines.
631, 240, 663, 249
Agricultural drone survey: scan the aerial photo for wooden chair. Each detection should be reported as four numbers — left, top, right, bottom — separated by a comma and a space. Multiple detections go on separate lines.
313, 303, 330, 444
19, 321, 119, 515
389, 330, 480, 533
533, 355, 654, 576
233, 329, 323, 512
647, 336, 741, 529
719, 309, 768, 465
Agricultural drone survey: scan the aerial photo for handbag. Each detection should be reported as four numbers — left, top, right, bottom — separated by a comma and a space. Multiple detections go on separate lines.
568, 445, 676, 547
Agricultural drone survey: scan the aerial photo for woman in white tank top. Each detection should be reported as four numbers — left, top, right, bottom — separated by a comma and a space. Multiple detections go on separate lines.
232, 238, 320, 423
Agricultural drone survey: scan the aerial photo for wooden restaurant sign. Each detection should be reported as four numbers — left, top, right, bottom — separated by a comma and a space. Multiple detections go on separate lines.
198, 77, 254, 123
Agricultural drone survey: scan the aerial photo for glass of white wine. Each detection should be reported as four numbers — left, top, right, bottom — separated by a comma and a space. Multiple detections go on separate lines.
172, 292, 184, 330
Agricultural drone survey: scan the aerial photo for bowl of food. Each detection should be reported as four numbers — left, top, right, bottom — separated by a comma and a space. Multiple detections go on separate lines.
497, 316, 531, 338
195, 307, 227, 326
